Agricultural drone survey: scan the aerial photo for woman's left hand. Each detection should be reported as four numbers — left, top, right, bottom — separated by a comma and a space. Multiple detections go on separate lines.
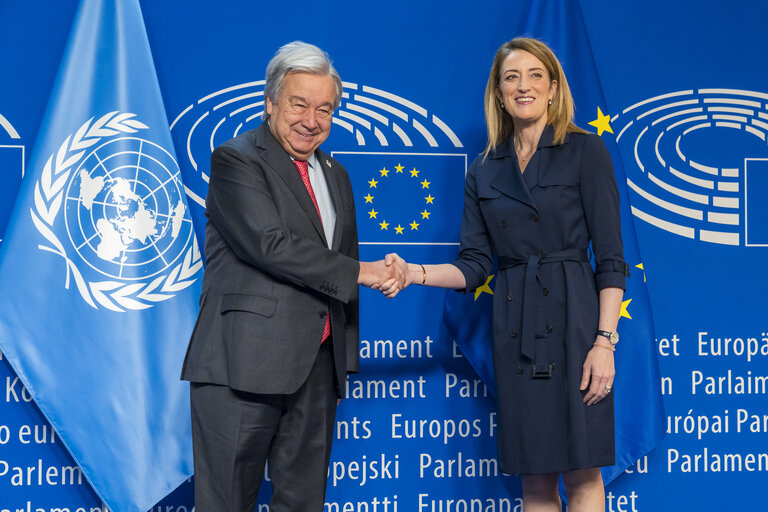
580, 338, 615, 406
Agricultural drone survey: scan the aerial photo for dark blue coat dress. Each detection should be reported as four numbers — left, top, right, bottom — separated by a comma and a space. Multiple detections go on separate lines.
452, 126, 627, 475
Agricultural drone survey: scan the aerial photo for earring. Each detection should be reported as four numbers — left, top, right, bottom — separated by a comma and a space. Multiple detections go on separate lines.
548, 99, 552, 105
500, 102, 505, 109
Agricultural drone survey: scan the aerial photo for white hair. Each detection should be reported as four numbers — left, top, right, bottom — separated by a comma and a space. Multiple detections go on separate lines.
262, 41, 342, 120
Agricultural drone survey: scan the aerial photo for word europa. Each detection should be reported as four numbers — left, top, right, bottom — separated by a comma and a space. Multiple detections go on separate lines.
697, 331, 768, 362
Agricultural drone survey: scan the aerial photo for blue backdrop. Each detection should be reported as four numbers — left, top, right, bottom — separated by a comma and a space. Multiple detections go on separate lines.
0, 0, 765, 510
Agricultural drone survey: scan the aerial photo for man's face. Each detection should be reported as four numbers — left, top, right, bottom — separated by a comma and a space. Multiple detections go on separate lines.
265, 72, 336, 160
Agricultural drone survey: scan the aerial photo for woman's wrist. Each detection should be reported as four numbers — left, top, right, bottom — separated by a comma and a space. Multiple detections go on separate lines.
408, 263, 426, 285
593, 339, 615, 352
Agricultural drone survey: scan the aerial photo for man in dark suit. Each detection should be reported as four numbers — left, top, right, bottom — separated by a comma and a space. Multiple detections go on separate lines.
181, 41, 401, 511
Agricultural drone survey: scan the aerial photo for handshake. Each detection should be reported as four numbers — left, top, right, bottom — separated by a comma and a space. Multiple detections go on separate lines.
358, 253, 413, 299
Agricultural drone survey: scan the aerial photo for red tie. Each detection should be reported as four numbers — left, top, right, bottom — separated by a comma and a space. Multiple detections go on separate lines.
293, 159, 331, 343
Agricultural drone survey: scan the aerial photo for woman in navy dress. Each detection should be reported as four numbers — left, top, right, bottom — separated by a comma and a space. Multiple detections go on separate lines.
381, 38, 627, 511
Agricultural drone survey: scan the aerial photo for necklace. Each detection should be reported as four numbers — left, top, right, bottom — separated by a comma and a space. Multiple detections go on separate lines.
516, 147, 535, 161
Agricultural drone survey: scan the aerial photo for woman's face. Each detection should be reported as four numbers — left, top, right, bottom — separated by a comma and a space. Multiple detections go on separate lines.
496, 49, 557, 127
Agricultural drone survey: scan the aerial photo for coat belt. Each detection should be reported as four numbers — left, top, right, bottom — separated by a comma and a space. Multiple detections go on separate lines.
497, 248, 589, 378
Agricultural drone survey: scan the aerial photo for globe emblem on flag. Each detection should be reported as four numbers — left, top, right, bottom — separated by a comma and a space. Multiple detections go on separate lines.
31, 112, 202, 311
65, 137, 190, 280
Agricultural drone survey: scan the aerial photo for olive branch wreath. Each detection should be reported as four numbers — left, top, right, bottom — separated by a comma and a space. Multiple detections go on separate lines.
29, 111, 202, 312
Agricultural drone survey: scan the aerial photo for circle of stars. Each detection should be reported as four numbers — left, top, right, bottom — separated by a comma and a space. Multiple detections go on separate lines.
364, 162, 435, 236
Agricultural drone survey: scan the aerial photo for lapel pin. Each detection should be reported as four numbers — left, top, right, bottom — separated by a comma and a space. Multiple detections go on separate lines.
326, 159, 332, 168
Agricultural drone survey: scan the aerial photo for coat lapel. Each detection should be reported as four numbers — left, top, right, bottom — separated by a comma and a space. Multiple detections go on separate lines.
254, 123, 328, 245
534, 126, 570, 189
488, 135, 537, 210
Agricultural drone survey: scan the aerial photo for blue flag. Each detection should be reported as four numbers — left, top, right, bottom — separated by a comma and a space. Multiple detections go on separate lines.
335, 152, 465, 244
0, 1, 202, 510
444, 0, 665, 485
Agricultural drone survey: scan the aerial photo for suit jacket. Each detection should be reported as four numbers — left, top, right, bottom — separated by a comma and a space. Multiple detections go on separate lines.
181, 122, 360, 397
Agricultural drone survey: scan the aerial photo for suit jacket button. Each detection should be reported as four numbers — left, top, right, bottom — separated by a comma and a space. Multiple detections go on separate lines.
545, 325, 553, 334
516, 365, 524, 375
319, 311, 327, 319
542, 287, 549, 296
507, 292, 514, 301
500, 220, 507, 228
510, 330, 518, 338
530, 213, 539, 222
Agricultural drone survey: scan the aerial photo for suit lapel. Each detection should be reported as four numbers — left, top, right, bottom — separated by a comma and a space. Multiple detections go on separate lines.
255, 124, 328, 244
317, 150, 345, 251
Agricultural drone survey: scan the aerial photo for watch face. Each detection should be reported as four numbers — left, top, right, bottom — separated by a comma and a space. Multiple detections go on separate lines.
610, 331, 619, 344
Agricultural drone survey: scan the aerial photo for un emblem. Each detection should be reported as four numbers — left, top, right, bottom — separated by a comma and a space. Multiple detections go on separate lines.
31, 112, 202, 312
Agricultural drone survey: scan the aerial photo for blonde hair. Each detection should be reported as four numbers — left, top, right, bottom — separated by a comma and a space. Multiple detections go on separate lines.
482, 37, 587, 159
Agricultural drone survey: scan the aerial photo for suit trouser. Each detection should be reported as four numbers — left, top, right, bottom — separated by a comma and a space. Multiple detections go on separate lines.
190, 340, 337, 512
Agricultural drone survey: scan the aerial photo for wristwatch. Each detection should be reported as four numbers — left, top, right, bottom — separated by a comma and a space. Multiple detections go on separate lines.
596, 329, 619, 345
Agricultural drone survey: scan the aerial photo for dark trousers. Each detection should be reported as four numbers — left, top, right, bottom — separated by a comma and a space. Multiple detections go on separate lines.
190, 341, 337, 512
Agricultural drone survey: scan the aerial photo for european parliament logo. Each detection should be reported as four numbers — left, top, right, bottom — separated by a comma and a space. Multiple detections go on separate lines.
169, 81, 467, 245
0, 112, 24, 243
30, 112, 201, 312
613, 88, 768, 246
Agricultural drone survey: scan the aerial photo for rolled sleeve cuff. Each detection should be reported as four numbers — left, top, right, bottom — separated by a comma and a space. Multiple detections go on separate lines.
595, 260, 629, 291
451, 258, 485, 294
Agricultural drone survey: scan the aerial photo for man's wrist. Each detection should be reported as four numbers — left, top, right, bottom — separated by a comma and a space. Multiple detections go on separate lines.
357, 261, 370, 284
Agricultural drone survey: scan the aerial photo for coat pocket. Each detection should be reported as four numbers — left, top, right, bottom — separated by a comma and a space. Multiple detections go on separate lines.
220, 292, 278, 317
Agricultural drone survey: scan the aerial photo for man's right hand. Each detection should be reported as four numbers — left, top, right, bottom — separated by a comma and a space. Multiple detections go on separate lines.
358, 259, 407, 296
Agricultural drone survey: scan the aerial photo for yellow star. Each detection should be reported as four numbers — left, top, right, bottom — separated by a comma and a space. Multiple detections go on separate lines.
421, 209, 431, 219
368, 208, 378, 219
394, 163, 404, 173
636, 263, 646, 283
368, 178, 378, 188
409, 220, 419, 230
425, 195, 435, 204
364, 193, 374, 203
620, 298, 632, 319
379, 167, 390, 177
379, 219, 389, 230
588, 107, 614, 136
395, 224, 405, 235
420, 179, 430, 189
474, 274, 495, 301
410, 168, 419, 177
